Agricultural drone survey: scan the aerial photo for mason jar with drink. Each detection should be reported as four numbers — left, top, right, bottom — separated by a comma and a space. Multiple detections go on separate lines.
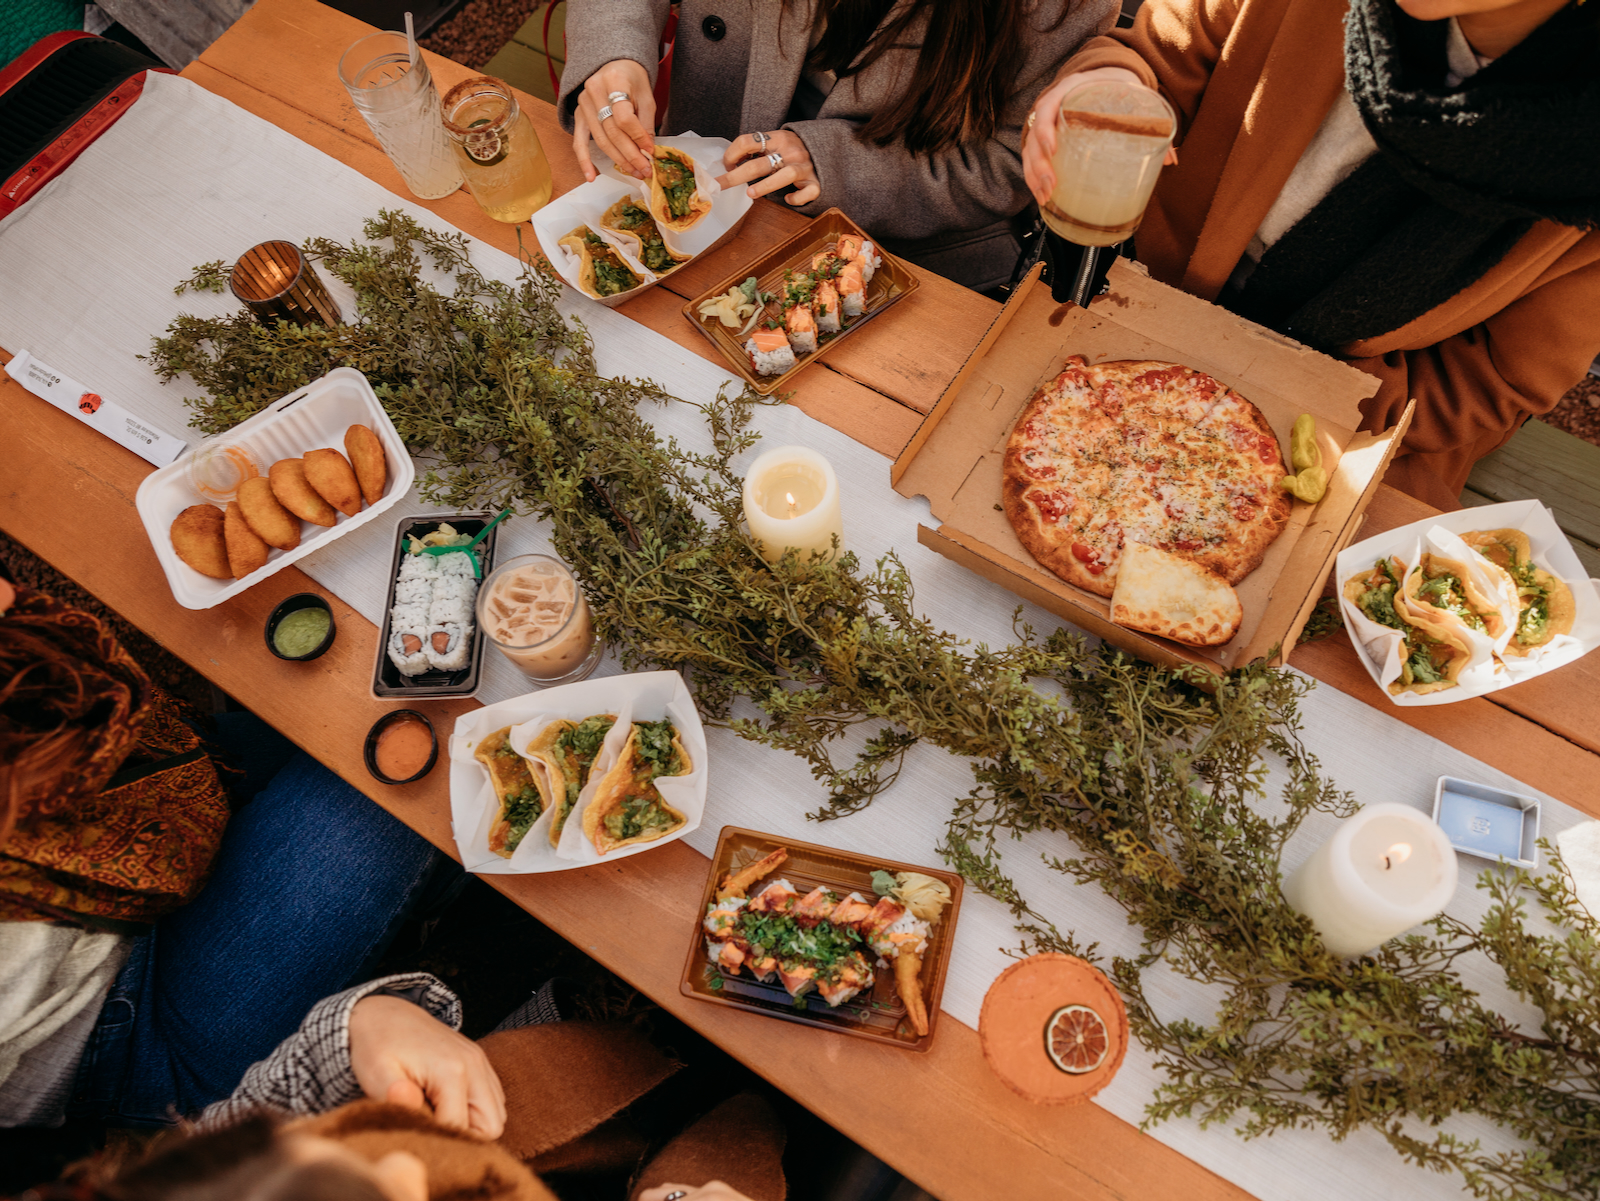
442, 76, 554, 223
1040, 77, 1176, 302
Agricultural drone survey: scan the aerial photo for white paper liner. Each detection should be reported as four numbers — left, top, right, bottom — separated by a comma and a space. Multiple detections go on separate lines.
1334, 499, 1600, 706
591, 133, 751, 258
449, 670, 707, 872
531, 178, 658, 309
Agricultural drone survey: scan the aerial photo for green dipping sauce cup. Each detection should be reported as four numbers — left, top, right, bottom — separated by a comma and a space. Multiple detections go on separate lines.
266, 594, 337, 662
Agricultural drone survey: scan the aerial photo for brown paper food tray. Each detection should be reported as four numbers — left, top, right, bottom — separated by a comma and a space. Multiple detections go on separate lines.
680, 208, 920, 396
892, 260, 1413, 677
680, 826, 964, 1051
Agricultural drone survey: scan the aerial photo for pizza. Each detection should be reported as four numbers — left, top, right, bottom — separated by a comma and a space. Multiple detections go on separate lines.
1002, 357, 1291, 599
1110, 541, 1244, 647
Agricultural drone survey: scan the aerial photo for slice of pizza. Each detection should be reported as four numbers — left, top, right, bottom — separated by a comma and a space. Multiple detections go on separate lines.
1109, 541, 1243, 647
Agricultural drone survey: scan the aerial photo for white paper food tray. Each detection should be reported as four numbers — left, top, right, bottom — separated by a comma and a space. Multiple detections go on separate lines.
449, 670, 707, 873
1334, 498, 1600, 706
536, 133, 753, 308
134, 367, 414, 610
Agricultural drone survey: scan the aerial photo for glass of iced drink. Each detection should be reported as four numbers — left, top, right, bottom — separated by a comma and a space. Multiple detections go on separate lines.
1043, 80, 1175, 248
476, 554, 601, 684
441, 76, 554, 223
338, 31, 464, 201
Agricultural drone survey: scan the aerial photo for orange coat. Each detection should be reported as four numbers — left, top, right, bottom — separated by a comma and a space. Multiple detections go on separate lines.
1059, 0, 1600, 509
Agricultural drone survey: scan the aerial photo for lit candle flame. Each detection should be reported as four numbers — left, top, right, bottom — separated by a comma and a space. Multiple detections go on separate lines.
785, 490, 797, 516
1382, 843, 1412, 870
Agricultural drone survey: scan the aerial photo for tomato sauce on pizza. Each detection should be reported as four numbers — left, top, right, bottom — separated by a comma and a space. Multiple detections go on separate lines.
1001, 357, 1291, 598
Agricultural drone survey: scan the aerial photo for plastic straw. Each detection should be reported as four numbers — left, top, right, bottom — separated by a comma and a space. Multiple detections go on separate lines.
404, 12, 418, 66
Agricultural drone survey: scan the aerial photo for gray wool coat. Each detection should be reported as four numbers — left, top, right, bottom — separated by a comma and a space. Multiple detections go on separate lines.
558, 0, 1118, 291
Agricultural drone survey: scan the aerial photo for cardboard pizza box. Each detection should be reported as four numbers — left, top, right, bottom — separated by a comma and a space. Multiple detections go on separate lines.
891, 259, 1414, 677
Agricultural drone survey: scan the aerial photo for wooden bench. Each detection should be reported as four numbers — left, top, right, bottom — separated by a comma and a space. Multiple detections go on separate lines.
1462, 415, 1600, 579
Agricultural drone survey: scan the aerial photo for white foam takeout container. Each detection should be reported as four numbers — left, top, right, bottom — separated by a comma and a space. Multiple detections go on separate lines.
449, 670, 707, 874
134, 367, 414, 610
1334, 498, 1600, 706
533, 133, 754, 308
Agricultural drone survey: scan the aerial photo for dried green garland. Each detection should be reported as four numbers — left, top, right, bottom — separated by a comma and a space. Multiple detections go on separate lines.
147, 213, 1599, 1201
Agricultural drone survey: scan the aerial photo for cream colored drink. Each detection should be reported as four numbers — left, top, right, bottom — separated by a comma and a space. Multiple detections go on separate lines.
477, 555, 598, 680
1043, 84, 1175, 247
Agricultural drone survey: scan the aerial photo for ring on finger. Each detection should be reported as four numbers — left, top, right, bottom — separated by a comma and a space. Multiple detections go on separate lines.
597, 104, 614, 122
607, 90, 631, 107
753, 130, 769, 151
766, 152, 784, 170
663, 1194, 688, 1201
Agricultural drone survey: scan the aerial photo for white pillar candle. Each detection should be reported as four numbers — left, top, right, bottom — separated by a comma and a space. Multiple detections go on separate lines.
1281, 803, 1458, 958
742, 445, 843, 565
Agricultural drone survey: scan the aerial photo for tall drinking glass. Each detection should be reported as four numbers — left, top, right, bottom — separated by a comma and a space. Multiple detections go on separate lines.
476, 554, 601, 685
338, 31, 464, 201
441, 76, 553, 223
1043, 80, 1176, 303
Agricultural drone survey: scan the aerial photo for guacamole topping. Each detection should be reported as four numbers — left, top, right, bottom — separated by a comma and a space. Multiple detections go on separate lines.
1356, 560, 1404, 630
1415, 570, 1484, 630
500, 785, 543, 849
654, 154, 695, 218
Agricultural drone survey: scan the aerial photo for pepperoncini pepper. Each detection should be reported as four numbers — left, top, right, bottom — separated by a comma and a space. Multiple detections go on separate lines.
1280, 414, 1327, 503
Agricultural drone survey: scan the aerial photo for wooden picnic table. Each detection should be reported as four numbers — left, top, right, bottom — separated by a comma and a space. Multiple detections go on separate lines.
3, 1, 1598, 1197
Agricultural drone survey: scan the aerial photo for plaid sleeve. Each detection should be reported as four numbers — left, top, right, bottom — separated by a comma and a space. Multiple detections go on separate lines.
195, 973, 460, 1129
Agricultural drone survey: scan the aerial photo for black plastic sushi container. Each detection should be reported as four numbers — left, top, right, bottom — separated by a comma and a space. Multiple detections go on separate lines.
370, 513, 499, 700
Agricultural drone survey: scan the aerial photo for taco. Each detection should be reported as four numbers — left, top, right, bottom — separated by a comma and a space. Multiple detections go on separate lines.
1462, 528, 1576, 655
647, 146, 713, 232
1400, 553, 1508, 645
526, 713, 616, 847
583, 718, 691, 854
558, 226, 642, 298
1345, 558, 1470, 696
601, 198, 691, 276
475, 727, 545, 858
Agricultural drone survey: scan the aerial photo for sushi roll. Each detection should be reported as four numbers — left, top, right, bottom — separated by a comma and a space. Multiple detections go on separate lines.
424, 622, 471, 671
746, 327, 797, 376
397, 553, 437, 582
429, 596, 474, 627
835, 234, 862, 262
838, 262, 866, 318
785, 302, 818, 355
854, 240, 880, 284
429, 572, 478, 625
813, 279, 841, 334
433, 550, 477, 577
387, 624, 432, 676
393, 576, 432, 607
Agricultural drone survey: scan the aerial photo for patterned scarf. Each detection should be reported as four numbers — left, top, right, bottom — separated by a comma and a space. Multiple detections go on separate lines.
0, 589, 233, 931
1224, 0, 1600, 350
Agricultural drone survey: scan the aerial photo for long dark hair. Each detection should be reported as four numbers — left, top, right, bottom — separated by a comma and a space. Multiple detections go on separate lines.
795, 0, 1066, 155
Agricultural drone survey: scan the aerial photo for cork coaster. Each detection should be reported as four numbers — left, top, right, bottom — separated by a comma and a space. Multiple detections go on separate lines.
978, 953, 1129, 1105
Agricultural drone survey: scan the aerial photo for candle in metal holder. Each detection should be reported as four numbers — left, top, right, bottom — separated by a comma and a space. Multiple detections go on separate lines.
229, 241, 341, 327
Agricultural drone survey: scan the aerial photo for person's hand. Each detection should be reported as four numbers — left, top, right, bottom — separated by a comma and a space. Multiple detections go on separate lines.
719, 130, 820, 206
348, 994, 506, 1140
574, 59, 656, 181
639, 1183, 757, 1201
1022, 66, 1178, 206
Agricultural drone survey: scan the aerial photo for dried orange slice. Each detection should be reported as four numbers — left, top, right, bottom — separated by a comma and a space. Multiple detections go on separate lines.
1045, 1004, 1109, 1074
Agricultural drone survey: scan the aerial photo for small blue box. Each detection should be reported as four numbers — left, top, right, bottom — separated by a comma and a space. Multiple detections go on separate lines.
1432, 776, 1540, 869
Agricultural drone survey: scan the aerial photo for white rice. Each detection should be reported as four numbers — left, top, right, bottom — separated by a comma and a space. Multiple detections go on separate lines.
856, 241, 879, 284
745, 336, 796, 377
841, 288, 865, 319
785, 325, 818, 356
390, 600, 428, 630
429, 597, 473, 627
393, 577, 432, 606
397, 553, 437, 581
433, 550, 477, 577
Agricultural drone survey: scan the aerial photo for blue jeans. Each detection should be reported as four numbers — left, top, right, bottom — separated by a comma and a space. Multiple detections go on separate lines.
68, 713, 450, 1127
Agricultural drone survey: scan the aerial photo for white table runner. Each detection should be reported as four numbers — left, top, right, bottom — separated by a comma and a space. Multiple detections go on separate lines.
0, 72, 1581, 1201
